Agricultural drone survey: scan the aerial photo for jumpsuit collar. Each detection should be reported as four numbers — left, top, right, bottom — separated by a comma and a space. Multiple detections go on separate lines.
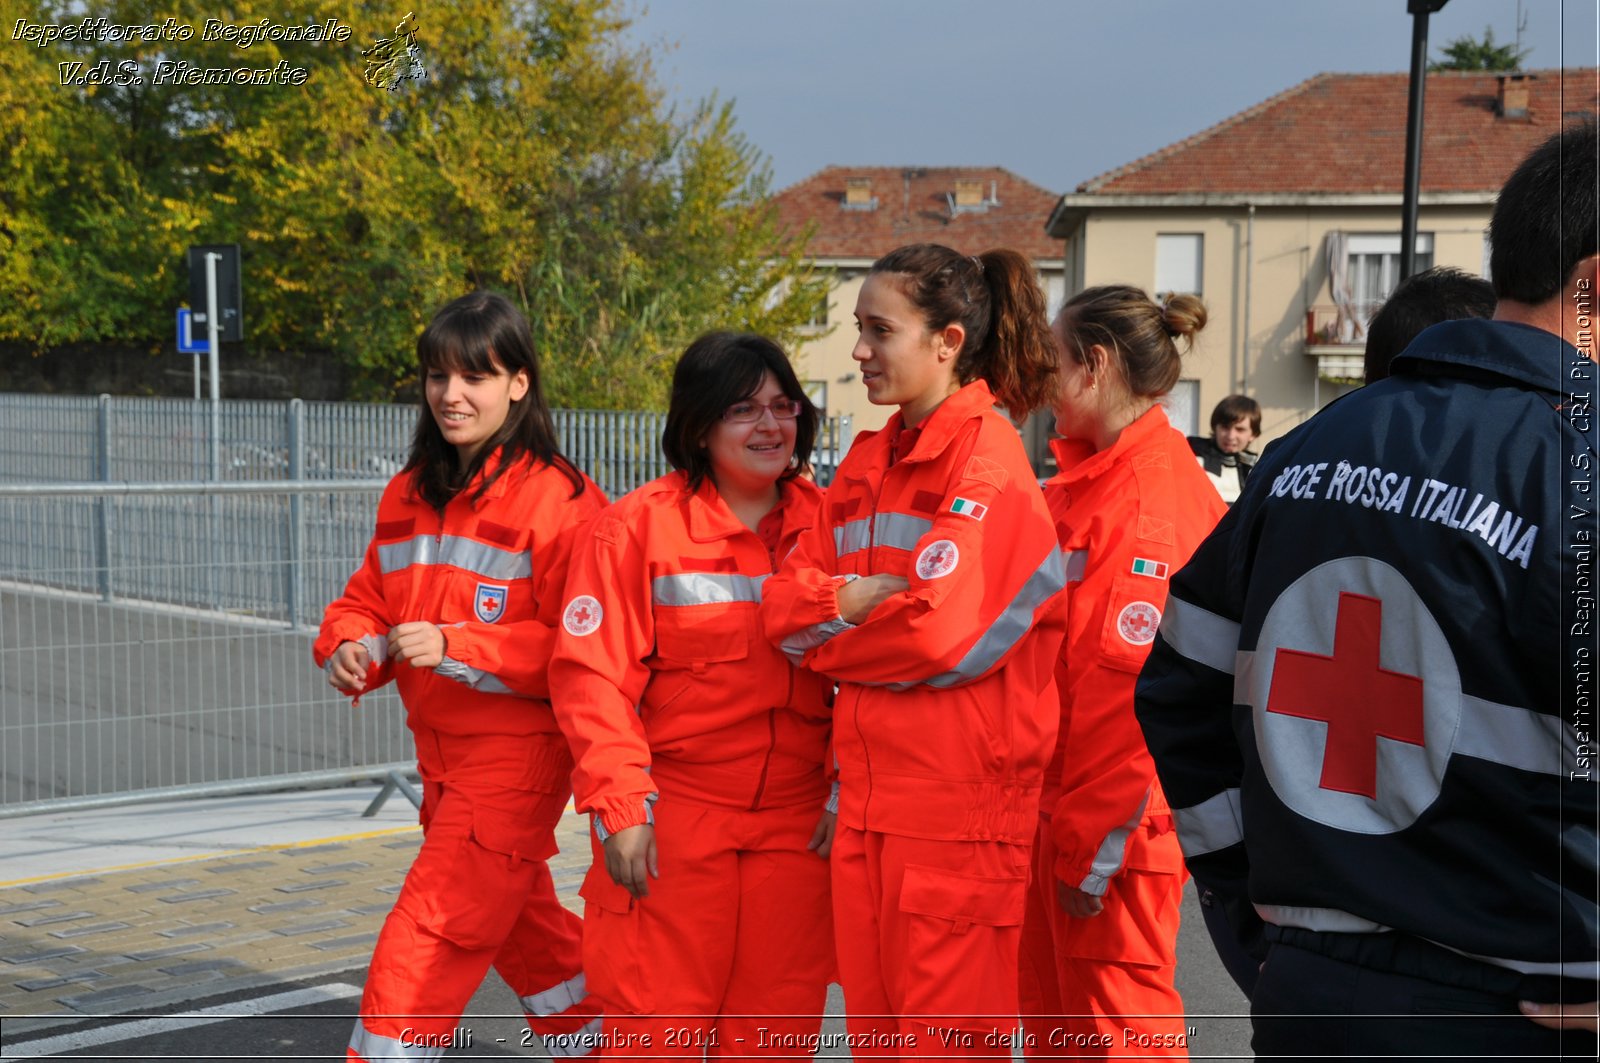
1047, 404, 1174, 489
681, 470, 810, 544
881, 379, 1002, 465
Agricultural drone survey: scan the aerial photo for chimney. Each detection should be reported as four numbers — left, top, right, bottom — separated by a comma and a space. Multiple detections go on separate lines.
1497, 74, 1531, 119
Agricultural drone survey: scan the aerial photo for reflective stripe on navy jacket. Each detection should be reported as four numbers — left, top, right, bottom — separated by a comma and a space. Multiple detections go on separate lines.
1134, 319, 1599, 985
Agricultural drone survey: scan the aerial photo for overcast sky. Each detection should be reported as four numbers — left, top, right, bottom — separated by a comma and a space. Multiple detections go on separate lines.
620, 0, 1599, 194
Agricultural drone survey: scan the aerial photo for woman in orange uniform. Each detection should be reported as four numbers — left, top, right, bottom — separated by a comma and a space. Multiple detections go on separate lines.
762, 243, 1067, 1056
316, 291, 604, 1061
550, 332, 834, 1058
1017, 286, 1226, 1058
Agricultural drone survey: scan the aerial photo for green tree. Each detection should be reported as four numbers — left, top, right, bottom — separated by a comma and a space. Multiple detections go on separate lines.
1430, 26, 1529, 71
0, 0, 827, 407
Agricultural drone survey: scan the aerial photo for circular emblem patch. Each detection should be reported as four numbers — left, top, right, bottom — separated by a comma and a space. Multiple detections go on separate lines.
915, 539, 960, 580
1116, 601, 1163, 646
562, 595, 603, 637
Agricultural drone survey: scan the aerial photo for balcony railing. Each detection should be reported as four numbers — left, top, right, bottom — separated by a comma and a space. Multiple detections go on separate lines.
1305, 303, 1382, 347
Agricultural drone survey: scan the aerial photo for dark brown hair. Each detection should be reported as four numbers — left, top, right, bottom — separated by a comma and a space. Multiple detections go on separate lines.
661, 331, 818, 491
1210, 394, 1261, 435
405, 291, 586, 512
870, 243, 1059, 417
1057, 285, 1206, 398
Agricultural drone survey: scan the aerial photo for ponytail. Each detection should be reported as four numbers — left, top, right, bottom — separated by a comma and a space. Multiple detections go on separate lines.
869, 243, 1059, 419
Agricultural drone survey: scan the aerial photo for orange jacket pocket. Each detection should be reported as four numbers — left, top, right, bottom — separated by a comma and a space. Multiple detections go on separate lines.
654, 606, 751, 666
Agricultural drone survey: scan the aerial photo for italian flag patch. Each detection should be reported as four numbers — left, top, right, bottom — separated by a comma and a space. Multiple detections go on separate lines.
1131, 557, 1169, 579
950, 497, 988, 520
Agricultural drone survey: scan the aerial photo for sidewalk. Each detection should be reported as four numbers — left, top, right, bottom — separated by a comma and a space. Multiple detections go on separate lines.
0, 787, 589, 1038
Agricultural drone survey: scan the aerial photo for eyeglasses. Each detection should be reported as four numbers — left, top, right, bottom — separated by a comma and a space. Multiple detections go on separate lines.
722, 398, 803, 423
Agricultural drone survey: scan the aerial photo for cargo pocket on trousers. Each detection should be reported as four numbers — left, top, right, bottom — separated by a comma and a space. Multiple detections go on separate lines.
578, 862, 651, 1014
898, 862, 1028, 1015
420, 804, 550, 950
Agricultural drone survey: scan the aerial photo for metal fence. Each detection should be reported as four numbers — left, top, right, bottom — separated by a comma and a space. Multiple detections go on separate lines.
0, 395, 854, 814
0, 393, 854, 499
0, 480, 411, 814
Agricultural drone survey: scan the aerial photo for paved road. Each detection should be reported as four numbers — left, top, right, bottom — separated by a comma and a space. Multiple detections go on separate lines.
0, 806, 1252, 1060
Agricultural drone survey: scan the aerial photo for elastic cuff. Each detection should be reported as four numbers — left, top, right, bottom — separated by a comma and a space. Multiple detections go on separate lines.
594, 797, 656, 843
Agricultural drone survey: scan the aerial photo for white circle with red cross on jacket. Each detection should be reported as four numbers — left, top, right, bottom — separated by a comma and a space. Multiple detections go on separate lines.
562, 595, 604, 637
915, 540, 960, 580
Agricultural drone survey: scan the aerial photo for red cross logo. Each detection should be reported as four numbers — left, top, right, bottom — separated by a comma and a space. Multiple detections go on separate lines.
1116, 601, 1162, 646
916, 539, 960, 580
1265, 592, 1424, 799
562, 595, 603, 637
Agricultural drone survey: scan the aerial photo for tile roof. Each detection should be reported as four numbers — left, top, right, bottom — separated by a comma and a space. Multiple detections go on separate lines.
772, 166, 1062, 260
1078, 68, 1598, 196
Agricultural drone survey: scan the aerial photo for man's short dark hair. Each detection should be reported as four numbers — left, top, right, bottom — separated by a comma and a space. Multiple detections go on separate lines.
1488, 119, 1598, 304
1210, 394, 1261, 435
1364, 267, 1496, 382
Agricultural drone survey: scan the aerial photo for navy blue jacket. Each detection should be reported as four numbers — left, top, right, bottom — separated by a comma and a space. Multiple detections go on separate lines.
1135, 318, 1598, 993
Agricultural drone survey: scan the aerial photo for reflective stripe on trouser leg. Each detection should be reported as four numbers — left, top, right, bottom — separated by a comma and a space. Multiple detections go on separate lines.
358, 780, 572, 1047
488, 793, 603, 1054
348, 1018, 447, 1061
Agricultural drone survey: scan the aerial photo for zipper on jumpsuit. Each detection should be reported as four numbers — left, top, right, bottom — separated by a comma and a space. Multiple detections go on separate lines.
748, 530, 790, 812
852, 467, 890, 825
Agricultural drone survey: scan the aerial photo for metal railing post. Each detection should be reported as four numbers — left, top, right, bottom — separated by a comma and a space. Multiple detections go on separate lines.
287, 399, 306, 630
95, 394, 112, 601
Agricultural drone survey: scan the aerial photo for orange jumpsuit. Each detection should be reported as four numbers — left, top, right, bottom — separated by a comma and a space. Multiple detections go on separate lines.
549, 471, 834, 1060
762, 381, 1067, 1057
1017, 409, 1225, 1059
314, 452, 606, 1061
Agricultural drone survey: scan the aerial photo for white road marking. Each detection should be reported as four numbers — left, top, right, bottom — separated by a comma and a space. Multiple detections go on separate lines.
0, 981, 363, 1058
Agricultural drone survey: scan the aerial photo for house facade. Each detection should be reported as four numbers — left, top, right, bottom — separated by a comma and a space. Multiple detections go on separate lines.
1047, 69, 1597, 446
773, 166, 1065, 439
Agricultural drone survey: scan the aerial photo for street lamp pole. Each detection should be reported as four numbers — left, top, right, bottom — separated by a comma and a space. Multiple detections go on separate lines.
1402, 0, 1449, 282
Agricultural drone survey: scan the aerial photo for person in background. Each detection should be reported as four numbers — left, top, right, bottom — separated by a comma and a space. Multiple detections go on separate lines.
1019, 286, 1226, 1058
1187, 395, 1259, 504
762, 242, 1067, 1056
1135, 121, 1599, 1059
316, 291, 605, 1061
550, 332, 834, 1058
1362, 266, 1496, 383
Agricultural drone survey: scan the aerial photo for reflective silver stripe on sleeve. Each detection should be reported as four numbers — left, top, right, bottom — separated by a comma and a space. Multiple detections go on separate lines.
520, 973, 586, 1016
780, 615, 854, 665
1160, 596, 1241, 675
434, 656, 523, 697
1172, 788, 1244, 857
377, 535, 532, 581
1456, 694, 1584, 778
592, 797, 655, 844
873, 512, 934, 551
1079, 789, 1151, 897
544, 1016, 605, 1058
1254, 904, 1600, 980
349, 1019, 446, 1061
920, 545, 1067, 689
324, 633, 388, 680
1063, 548, 1088, 584
825, 779, 840, 814
651, 572, 765, 607
1255, 903, 1390, 934
834, 518, 872, 557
